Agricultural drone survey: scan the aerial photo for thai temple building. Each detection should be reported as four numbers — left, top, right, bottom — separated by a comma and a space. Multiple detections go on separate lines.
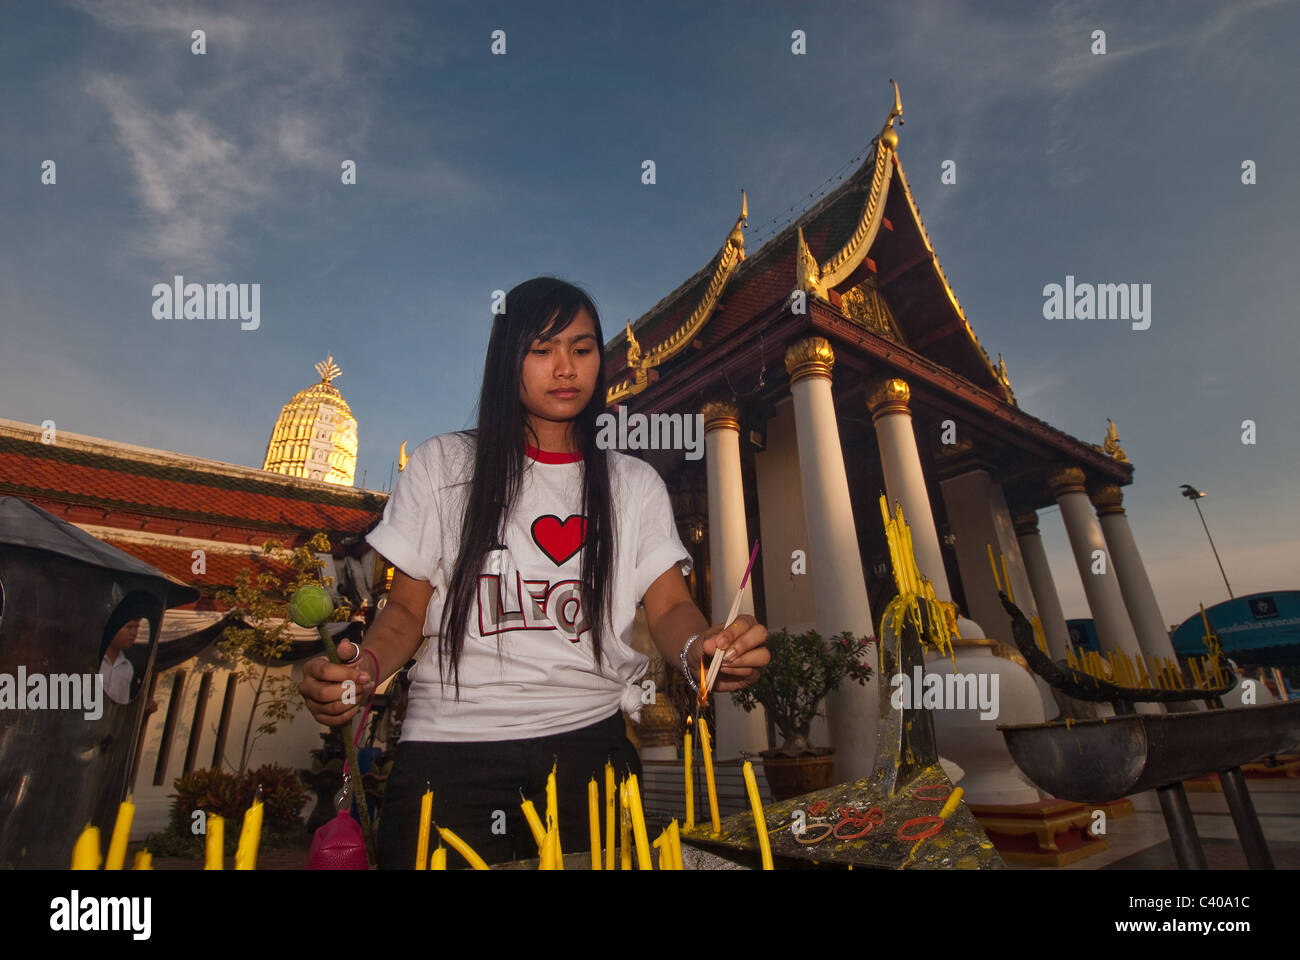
262, 356, 359, 486
601, 83, 1195, 857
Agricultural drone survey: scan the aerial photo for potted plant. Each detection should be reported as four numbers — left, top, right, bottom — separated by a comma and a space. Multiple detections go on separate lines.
730, 629, 873, 800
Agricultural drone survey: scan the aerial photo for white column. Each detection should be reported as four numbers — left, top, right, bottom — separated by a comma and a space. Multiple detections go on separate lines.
1013, 511, 1073, 662
785, 339, 878, 781
866, 378, 952, 601
1091, 485, 1178, 661
1049, 467, 1143, 660
702, 400, 767, 756
937, 466, 1039, 643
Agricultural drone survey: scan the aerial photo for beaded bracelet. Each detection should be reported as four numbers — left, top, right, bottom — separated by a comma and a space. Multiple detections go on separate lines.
680, 633, 702, 695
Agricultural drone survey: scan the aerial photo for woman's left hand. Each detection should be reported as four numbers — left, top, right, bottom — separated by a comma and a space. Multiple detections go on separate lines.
700, 615, 770, 693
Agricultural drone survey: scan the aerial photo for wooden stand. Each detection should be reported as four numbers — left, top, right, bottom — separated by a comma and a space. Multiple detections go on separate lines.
967, 799, 1110, 867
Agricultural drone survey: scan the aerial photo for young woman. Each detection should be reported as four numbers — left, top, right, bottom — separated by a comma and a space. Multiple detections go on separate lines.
299, 277, 769, 867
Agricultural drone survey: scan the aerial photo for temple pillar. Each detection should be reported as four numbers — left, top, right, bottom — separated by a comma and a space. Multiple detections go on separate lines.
1048, 467, 1144, 661
937, 465, 1057, 718
784, 338, 878, 780
937, 464, 1039, 643
1012, 511, 1073, 662
865, 378, 951, 601
701, 399, 767, 756
1089, 485, 1178, 662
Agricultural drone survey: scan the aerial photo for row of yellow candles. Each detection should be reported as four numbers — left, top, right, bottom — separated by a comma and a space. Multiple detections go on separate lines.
410, 761, 685, 869
683, 717, 773, 869
1064, 644, 1227, 690
988, 544, 1229, 691
71, 793, 263, 870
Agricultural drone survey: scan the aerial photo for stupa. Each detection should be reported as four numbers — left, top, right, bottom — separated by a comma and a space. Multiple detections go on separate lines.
263, 357, 359, 486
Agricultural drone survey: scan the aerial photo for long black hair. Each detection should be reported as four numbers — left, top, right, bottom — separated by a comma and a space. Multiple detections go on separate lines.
437, 277, 617, 695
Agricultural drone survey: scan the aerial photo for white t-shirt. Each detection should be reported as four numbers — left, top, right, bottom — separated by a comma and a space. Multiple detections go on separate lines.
100, 652, 134, 705
365, 431, 692, 742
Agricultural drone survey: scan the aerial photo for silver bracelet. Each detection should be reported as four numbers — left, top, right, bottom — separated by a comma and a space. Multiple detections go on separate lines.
680, 633, 702, 695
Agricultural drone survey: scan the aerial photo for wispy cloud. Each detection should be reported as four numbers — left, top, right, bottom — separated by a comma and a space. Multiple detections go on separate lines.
68, 0, 430, 272
885, 0, 1291, 205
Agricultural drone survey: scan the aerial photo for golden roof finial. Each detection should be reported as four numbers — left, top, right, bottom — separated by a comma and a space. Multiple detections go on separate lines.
795, 225, 824, 298
1104, 418, 1129, 462
625, 322, 643, 371
997, 353, 1010, 386
726, 189, 749, 257
398, 439, 408, 473
315, 356, 342, 383
879, 79, 903, 150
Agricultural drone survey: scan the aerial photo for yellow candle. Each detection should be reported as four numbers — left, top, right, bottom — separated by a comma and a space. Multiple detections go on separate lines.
699, 718, 721, 834
204, 814, 224, 870
742, 761, 773, 870
938, 786, 965, 819
235, 799, 263, 871
105, 796, 135, 870
132, 849, 152, 870
415, 788, 433, 870
683, 729, 695, 830
430, 844, 446, 870
539, 825, 557, 870
653, 830, 669, 870
619, 781, 632, 870
626, 774, 652, 869
587, 777, 601, 870
987, 543, 1001, 592
545, 762, 564, 870
437, 826, 489, 870
71, 824, 102, 870
604, 763, 616, 870
521, 796, 545, 850
668, 818, 683, 870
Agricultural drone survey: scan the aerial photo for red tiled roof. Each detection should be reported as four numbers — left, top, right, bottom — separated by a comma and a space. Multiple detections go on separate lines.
99, 539, 297, 593
0, 435, 386, 540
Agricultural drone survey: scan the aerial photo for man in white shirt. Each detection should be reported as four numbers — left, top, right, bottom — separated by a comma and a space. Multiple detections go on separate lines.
100, 617, 140, 704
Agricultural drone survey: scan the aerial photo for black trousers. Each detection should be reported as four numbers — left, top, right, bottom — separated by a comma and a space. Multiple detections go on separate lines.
377, 710, 641, 869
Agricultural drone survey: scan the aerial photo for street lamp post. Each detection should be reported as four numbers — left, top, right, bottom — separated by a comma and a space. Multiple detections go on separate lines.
1179, 484, 1233, 599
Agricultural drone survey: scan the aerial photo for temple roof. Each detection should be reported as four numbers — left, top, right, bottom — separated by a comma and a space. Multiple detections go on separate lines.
603, 83, 1011, 403
0, 418, 386, 554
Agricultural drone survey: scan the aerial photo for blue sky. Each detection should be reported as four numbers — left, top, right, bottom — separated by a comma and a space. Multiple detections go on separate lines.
1, 0, 1296, 628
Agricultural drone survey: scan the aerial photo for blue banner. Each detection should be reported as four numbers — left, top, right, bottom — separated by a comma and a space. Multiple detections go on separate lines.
1171, 591, 1300, 666
1065, 618, 1101, 652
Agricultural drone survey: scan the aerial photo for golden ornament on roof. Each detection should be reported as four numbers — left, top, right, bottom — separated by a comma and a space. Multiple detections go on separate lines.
1104, 419, 1129, 462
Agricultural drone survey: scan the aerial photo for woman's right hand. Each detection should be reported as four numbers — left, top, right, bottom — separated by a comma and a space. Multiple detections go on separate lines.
299, 639, 374, 727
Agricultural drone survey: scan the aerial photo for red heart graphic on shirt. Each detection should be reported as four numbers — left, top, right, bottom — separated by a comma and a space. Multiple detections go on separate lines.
530, 514, 587, 566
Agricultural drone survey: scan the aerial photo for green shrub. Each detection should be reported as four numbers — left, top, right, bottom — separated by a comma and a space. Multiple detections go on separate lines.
168, 764, 307, 837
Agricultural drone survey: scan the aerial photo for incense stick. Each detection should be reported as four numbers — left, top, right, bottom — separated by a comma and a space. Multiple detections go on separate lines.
703, 541, 759, 698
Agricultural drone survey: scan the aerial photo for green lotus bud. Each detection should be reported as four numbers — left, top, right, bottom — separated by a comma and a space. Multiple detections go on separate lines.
289, 585, 334, 627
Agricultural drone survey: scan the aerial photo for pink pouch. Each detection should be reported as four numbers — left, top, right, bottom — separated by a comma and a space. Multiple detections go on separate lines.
307, 810, 370, 869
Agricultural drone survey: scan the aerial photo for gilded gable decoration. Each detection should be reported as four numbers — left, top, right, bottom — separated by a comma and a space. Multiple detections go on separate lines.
606, 191, 749, 405
795, 81, 899, 301
840, 279, 905, 344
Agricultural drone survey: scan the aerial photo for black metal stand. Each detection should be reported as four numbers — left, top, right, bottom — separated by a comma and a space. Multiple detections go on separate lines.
1219, 766, 1274, 869
1157, 783, 1207, 869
